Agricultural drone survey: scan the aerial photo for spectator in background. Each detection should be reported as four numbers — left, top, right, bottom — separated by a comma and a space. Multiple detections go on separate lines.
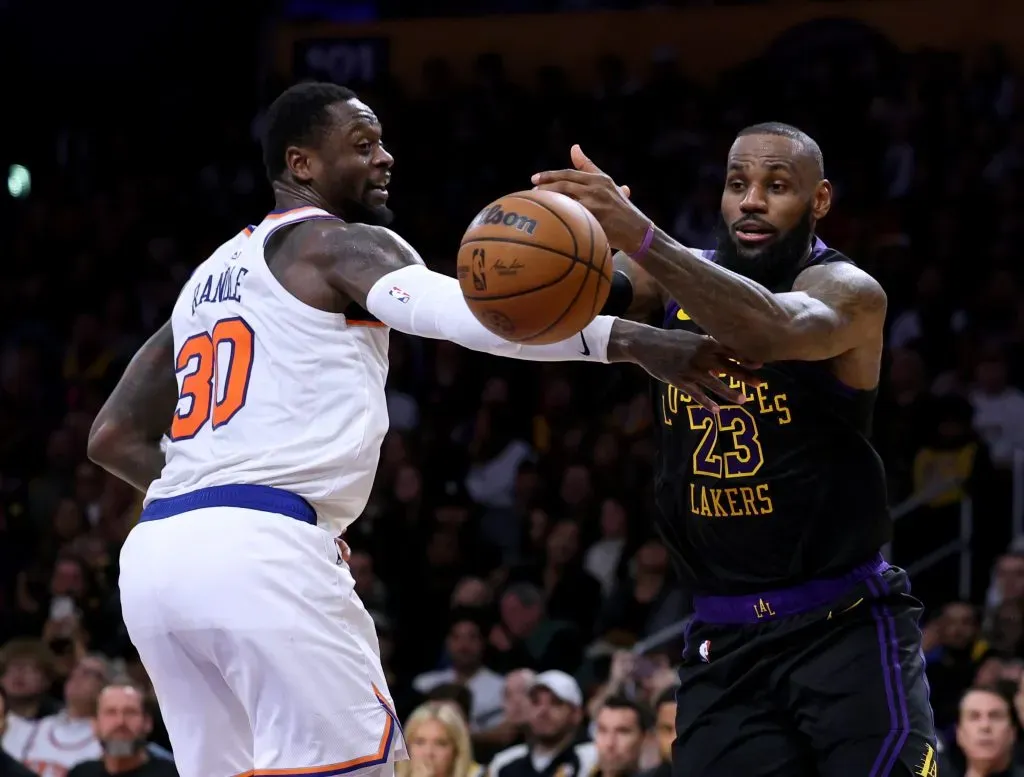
425, 684, 474, 729
4, 654, 111, 776
988, 552, 1024, 629
926, 603, 989, 729
584, 498, 629, 598
489, 672, 596, 777
639, 688, 676, 777
591, 696, 650, 777
67, 683, 177, 777
954, 687, 1022, 777
413, 611, 505, 733
397, 702, 482, 777
595, 542, 687, 646
488, 585, 581, 674
970, 348, 1024, 470
473, 669, 534, 763
0, 641, 59, 729
0, 687, 35, 777
508, 519, 601, 638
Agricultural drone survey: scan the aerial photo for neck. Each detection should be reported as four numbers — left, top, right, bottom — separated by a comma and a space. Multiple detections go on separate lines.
453, 665, 478, 682
967, 753, 1012, 777
103, 750, 148, 775
533, 730, 575, 758
9, 698, 40, 719
272, 182, 331, 214
65, 703, 94, 721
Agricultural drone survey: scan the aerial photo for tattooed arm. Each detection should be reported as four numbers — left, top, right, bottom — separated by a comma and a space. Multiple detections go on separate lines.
635, 227, 887, 364
607, 250, 668, 321
87, 321, 178, 493
301, 221, 759, 408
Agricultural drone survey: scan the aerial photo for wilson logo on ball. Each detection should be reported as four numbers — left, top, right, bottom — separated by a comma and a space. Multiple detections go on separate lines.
471, 204, 538, 235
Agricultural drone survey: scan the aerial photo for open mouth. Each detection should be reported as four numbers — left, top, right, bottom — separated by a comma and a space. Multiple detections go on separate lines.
367, 183, 389, 201
734, 221, 776, 243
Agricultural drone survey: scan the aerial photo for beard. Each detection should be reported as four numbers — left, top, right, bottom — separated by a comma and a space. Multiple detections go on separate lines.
343, 196, 395, 227
101, 736, 146, 758
713, 206, 815, 289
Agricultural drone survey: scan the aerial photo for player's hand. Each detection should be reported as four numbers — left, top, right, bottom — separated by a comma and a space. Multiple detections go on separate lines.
532, 145, 648, 253
609, 651, 636, 686
622, 325, 763, 412
335, 534, 352, 563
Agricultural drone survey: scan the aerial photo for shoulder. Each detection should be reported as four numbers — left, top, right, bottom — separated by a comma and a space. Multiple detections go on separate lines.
411, 668, 452, 693
304, 222, 415, 259
65, 762, 100, 777
153, 759, 181, 776
488, 743, 530, 774
572, 741, 598, 767
793, 260, 887, 314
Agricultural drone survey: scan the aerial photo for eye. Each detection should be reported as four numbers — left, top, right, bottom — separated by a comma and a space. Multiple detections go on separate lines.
355, 141, 374, 154
769, 181, 789, 193
727, 179, 745, 192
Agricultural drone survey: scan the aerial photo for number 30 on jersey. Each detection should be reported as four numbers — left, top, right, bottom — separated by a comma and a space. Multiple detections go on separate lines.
169, 317, 255, 441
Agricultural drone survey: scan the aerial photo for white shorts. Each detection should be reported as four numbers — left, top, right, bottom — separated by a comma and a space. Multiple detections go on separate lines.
119, 485, 406, 777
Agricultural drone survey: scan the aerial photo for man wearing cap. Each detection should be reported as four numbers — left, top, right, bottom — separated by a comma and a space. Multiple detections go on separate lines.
487, 671, 596, 777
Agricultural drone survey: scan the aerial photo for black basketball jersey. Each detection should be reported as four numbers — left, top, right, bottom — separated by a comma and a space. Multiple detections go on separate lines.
652, 239, 890, 595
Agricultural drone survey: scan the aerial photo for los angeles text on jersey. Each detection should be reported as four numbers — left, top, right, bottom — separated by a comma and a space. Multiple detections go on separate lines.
660, 375, 790, 518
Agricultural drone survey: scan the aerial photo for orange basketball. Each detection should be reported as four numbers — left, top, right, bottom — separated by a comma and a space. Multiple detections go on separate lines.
457, 190, 613, 345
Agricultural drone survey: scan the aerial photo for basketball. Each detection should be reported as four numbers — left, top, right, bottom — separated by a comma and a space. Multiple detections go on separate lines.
457, 190, 613, 345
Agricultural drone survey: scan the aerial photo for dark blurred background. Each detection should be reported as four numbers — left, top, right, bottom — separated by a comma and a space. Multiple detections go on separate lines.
2, 0, 1024, 776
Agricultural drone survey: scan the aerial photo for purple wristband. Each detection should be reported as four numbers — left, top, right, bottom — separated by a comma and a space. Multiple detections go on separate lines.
629, 223, 655, 262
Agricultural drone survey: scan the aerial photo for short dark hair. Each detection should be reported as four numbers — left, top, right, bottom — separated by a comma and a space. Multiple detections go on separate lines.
654, 686, 677, 711
426, 682, 473, 722
959, 684, 1015, 719
503, 582, 544, 609
449, 607, 488, 635
261, 81, 358, 181
736, 121, 824, 178
598, 694, 653, 731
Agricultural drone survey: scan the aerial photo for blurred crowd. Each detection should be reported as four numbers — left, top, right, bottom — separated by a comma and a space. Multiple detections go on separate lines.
2, 11, 1024, 777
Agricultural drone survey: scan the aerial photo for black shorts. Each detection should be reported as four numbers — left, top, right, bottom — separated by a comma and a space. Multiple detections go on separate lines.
674, 559, 938, 777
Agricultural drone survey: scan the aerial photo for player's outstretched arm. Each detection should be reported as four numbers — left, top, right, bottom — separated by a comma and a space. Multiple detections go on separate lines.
615, 229, 886, 364
313, 222, 760, 409
87, 321, 178, 493
533, 150, 886, 364
602, 250, 668, 321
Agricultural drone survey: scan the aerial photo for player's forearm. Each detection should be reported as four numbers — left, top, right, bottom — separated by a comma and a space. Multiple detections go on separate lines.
88, 437, 167, 494
88, 322, 178, 493
366, 264, 636, 363
639, 226, 801, 360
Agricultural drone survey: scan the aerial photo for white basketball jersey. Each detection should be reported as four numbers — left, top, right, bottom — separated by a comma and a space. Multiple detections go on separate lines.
2, 713, 102, 777
146, 206, 391, 535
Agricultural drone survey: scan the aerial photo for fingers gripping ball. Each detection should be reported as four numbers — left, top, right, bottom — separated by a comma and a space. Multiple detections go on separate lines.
457, 190, 613, 345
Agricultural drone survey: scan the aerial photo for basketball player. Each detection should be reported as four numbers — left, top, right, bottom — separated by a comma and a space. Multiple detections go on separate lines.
85, 82, 758, 777
533, 125, 937, 777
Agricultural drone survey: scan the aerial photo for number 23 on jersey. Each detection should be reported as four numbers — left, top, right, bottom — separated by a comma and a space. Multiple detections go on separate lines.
169, 317, 255, 441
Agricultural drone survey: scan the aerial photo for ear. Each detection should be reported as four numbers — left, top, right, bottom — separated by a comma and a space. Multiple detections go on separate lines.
813, 179, 832, 221
286, 146, 317, 183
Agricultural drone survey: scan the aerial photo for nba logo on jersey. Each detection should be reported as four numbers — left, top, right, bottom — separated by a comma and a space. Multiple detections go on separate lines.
388, 286, 410, 303
699, 640, 711, 663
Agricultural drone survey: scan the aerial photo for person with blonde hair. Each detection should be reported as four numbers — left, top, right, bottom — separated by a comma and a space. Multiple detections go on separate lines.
397, 702, 484, 777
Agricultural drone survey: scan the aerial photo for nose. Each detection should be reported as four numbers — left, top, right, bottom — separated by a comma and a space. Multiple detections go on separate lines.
739, 184, 768, 213
376, 145, 394, 168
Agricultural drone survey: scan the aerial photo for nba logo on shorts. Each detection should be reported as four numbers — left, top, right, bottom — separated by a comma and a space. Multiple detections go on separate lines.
389, 286, 410, 303
699, 640, 711, 663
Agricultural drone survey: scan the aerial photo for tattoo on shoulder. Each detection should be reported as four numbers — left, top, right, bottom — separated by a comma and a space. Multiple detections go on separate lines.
105, 321, 178, 436
794, 262, 887, 318
318, 222, 425, 305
